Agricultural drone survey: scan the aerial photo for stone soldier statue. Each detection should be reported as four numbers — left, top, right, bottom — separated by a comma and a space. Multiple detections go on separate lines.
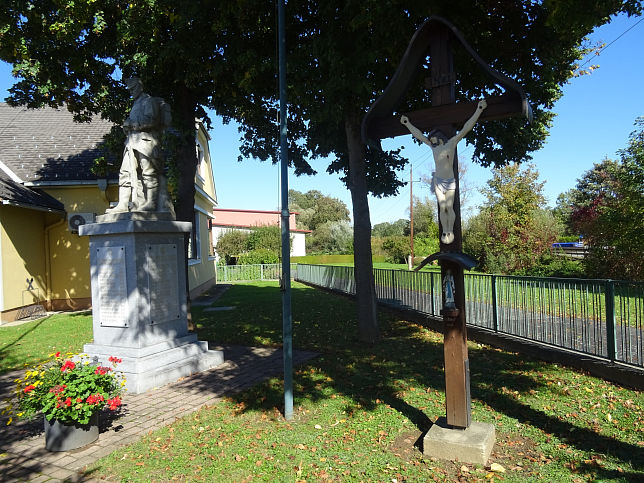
401, 99, 487, 244
107, 77, 172, 214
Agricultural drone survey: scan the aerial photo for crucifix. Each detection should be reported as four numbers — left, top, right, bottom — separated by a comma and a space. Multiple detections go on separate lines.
363, 16, 531, 430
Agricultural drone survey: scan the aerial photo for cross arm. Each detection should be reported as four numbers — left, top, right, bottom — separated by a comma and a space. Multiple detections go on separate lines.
366, 94, 531, 142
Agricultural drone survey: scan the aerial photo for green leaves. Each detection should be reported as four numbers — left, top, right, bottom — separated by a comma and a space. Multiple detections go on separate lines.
563, 118, 644, 280
464, 163, 561, 274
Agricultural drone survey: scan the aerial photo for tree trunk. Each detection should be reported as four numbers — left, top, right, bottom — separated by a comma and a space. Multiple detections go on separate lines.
345, 115, 379, 343
173, 86, 198, 331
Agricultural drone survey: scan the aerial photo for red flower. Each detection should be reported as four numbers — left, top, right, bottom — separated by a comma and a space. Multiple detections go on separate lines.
76, 398, 83, 403
94, 366, 111, 375
23, 385, 36, 393
86, 394, 105, 405
61, 360, 76, 372
54, 351, 61, 358
106, 396, 122, 410
108, 356, 122, 364
64, 397, 72, 407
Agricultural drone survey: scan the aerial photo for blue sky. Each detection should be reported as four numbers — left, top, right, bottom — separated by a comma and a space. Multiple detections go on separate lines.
1, 13, 642, 224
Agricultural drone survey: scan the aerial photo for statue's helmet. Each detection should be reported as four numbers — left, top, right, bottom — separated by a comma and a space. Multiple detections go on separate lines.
124, 77, 142, 90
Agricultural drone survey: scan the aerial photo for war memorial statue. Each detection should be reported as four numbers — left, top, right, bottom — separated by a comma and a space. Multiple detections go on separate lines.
107, 77, 172, 214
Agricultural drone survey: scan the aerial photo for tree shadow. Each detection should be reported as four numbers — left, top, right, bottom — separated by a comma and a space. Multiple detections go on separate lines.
195, 283, 644, 479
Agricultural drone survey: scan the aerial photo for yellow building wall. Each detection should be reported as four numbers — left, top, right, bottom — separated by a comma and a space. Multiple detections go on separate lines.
43, 185, 117, 309
188, 123, 217, 296
188, 207, 216, 296
0, 206, 50, 317
196, 126, 217, 203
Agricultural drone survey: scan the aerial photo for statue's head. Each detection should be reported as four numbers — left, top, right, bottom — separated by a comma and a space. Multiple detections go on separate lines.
428, 129, 448, 147
124, 77, 143, 98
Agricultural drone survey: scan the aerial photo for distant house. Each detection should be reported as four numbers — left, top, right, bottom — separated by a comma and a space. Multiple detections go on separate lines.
0, 103, 217, 323
211, 208, 310, 260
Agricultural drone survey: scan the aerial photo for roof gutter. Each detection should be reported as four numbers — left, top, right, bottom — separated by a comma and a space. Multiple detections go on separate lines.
24, 180, 118, 187
1, 199, 66, 215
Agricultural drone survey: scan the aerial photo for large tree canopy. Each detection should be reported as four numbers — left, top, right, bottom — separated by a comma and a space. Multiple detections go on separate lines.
2, 0, 642, 340
234, 0, 642, 341
288, 189, 350, 231
0, 0, 278, 223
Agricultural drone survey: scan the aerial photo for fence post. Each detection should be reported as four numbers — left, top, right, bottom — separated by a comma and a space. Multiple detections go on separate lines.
391, 270, 396, 303
261, 264, 264, 281
430, 272, 435, 316
605, 280, 617, 362
491, 275, 498, 332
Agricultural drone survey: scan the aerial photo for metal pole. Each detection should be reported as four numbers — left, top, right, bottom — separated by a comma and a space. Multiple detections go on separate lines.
410, 165, 414, 266
278, 0, 293, 420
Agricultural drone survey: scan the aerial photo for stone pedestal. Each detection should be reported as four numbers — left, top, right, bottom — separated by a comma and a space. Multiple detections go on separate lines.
423, 417, 495, 465
79, 212, 223, 394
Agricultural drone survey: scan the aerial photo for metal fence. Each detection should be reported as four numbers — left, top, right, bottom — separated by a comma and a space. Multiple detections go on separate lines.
217, 263, 298, 282
295, 264, 644, 369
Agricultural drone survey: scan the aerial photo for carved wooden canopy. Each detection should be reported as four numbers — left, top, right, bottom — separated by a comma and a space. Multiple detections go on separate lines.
362, 16, 532, 148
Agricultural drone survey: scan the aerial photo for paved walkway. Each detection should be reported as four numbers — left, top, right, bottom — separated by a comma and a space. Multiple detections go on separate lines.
0, 343, 318, 482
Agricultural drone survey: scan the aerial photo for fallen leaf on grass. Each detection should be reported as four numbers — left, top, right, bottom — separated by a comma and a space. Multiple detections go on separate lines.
489, 463, 506, 473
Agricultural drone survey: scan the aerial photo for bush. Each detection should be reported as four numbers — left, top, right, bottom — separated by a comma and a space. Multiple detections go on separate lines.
247, 226, 282, 252
516, 254, 586, 278
309, 221, 353, 254
381, 236, 410, 264
237, 248, 280, 265
412, 235, 439, 257
216, 230, 250, 265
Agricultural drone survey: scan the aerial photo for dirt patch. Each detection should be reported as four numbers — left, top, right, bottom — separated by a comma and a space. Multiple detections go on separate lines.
388, 428, 543, 481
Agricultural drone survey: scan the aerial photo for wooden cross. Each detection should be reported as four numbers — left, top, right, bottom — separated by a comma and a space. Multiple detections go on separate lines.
363, 17, 530, 429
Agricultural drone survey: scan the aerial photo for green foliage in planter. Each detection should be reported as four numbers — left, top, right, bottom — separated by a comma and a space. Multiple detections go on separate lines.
5, 353, 124, 425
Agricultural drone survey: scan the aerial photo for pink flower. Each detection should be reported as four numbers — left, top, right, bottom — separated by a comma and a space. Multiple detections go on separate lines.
94, 366, 111, 375
49, 384, 67, 395
61, 360, 76, 372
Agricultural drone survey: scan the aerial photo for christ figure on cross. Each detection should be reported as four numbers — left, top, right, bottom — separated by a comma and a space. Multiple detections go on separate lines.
401, 99, 487, 244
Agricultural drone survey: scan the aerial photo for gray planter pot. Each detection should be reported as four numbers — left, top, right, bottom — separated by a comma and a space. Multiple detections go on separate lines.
44, 413, 99, 451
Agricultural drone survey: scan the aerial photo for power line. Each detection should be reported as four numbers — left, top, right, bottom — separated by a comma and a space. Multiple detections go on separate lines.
578, 16, 644, 69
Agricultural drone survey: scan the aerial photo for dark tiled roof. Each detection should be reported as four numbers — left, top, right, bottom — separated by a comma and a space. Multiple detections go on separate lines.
0, 103, 114, 183
0, 169, 65, 212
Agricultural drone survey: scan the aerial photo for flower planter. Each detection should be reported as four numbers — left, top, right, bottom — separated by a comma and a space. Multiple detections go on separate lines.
44, 413, 99, 451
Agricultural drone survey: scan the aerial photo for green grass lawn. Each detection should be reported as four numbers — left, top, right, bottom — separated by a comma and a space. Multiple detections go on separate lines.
85, 281, 643, 482
0, 312, 93, 374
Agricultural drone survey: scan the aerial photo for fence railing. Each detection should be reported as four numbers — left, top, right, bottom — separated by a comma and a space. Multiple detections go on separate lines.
217, 263, 298, 282
295, 264, 644, 369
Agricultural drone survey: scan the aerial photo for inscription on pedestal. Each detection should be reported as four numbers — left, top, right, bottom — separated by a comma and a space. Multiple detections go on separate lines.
147, 244, 180, 324
97, 246, 128, 327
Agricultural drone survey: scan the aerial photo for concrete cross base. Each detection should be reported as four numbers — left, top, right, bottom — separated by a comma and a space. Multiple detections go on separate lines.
423, 417, 495, 465
84, 337, 224, 394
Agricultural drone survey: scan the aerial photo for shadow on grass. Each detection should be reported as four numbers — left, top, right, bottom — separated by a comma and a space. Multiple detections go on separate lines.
195, 282, 642, 479
0, 315, 52, 359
